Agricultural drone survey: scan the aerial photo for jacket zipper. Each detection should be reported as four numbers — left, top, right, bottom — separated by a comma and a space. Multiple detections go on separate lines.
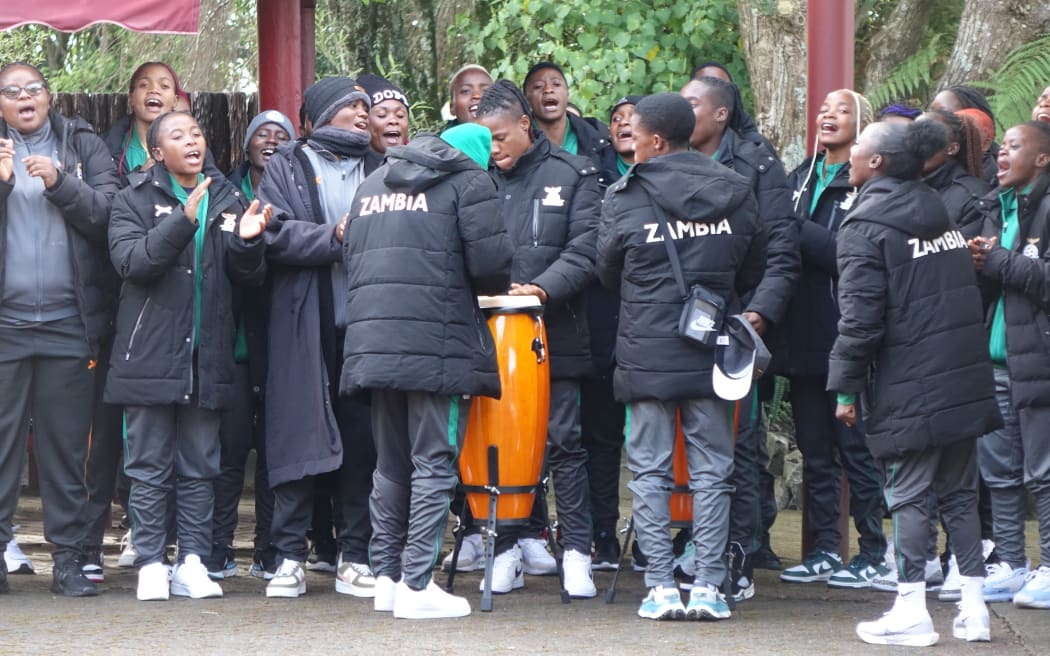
531, 199, 540, 247
125, 297, 151, 360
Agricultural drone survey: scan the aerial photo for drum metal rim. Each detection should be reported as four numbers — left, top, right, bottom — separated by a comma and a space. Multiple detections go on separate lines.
477, 294, 544, 312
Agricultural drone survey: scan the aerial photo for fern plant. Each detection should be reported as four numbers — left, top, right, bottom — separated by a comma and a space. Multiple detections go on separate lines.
866, 35, 945, 110
971, 33, 1050, 136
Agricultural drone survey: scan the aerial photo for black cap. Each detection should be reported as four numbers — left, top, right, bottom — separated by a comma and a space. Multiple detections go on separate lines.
610, 95, 644, 120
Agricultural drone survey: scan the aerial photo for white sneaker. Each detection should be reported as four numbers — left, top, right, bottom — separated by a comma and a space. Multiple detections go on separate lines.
856, 605, 939, 647
374, 575, 397, 612
393, 579, 471, 619
136, 562, 171, 601
953, 603, 991, 641
562, 549, 597, 598
4, 538, 35, 574
171, 554, 223, 599
925, 559, 944, 590
672, 541, 696, 579
872, 558, 944, 593
983, 561, 1029, 602
637, 585, 686, 620
939, 555, 961, 601
518, 537, 557, 575
481, 545, 524, 593
442, 533, 483, 572
335, 555, 376, 598
266, 559, 306, 598
1013, 565, 1050, 609
117, 530, 137, 568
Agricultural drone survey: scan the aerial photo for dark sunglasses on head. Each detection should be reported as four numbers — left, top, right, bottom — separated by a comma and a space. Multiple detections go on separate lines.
0, 82, 47, 100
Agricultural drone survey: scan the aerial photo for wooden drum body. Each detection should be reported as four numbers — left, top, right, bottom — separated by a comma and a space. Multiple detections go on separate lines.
670, 415, 692, 528
460, 296, 550, 526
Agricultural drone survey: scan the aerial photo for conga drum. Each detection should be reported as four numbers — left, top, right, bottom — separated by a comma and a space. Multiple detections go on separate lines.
460, 295, 550, 526
669, 402, 741, 528
670, 415, 692, 528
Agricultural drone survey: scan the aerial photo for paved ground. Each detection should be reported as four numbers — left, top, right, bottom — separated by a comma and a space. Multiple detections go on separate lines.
3, 495, 1047, 655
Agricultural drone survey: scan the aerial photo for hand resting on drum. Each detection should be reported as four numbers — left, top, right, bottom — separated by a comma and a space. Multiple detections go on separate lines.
508, 282, 547, 304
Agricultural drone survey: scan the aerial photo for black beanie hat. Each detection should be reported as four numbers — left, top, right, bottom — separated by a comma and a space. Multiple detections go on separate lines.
610, 95, 644, 120
303, 77, 371, 128
357, 74, 410, 111
523, 61, 567, 89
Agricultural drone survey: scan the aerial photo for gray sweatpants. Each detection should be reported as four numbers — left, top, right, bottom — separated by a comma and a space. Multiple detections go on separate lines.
881, 440, 984, 582
626, 397, 734, 589
1018, 404, 1050, 565
976, 368, 1027, 568
124, 400, 221, 566
368, 389, 466, 590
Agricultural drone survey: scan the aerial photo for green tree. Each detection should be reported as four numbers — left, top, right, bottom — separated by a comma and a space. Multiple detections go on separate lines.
451, 0, 750, 117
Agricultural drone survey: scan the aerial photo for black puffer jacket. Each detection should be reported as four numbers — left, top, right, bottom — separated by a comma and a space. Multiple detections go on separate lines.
775, 155, 854, 377
339, 135, 512, 397
924, 160, 991, 239
596, 150, 766, 403
491, 132, 601, 380
828, 177, 1000, 458
977, 174, 1050, 409
105, 166, 266, 409
0, 111, 120, 350
714, 128, 800, 328
568, 112, 618, 190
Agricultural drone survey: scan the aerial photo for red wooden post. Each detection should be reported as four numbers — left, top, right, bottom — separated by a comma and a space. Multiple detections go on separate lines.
301, 0, 316, 90
258, 0, 304, 133
802, 0, 855, 562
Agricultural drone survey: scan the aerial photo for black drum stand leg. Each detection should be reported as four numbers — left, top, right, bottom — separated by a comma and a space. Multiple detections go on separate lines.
538, 476, 570, 604
723, 546, 737, 611
444, 495, 470, 593
480, 445, 500, 612
605, 515, 634, 604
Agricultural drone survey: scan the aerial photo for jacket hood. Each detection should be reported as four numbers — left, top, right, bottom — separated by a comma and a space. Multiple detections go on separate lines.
629, 150, 752, 220
383, 134, 481, 193
849, 176, 949, 240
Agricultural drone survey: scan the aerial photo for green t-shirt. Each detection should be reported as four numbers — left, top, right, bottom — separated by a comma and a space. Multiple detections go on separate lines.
616, 155, 631, 177
809, 156, 845, 216
240, 174, 255, 202
169, 173, 209, 349
123, 127, 149, 172
560, 119, 578, 155
988, 185, 1031, 364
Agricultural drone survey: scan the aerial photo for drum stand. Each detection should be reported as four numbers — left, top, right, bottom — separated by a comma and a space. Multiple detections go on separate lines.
602, 514, 737, 611
536, 474, 571, 605
604, 515, 634, 603
444, 496, 469, 594
477, 445, 500, 612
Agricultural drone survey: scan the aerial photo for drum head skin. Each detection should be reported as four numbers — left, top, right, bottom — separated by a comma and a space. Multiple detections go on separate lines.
477, 295, 543, 312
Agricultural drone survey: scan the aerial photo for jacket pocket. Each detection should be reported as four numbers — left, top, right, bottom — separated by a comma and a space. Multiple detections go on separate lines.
125, 297, 151, 361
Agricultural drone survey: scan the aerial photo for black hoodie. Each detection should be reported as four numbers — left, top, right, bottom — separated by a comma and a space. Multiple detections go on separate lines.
339, 134, 513, 397
596, 150, 766, 402
828, 176, 1000, 458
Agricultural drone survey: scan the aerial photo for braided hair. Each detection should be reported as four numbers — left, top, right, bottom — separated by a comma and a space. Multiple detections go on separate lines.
868, 120, 948, 180
940, 85, 995, 124
475, 79, 533, 122
923, 109, 984, 179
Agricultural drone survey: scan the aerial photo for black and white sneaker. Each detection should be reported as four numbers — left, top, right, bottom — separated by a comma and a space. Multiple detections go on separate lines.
726, 541, 755, 602
81, 549, 104, 583
592, 532, 621, 572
